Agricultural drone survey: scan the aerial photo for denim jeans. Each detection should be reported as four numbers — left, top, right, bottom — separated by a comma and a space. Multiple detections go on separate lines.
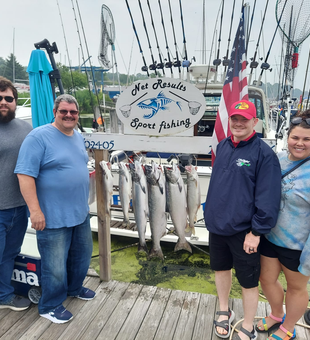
36, 214, 92, 314
0, 206, 28, 303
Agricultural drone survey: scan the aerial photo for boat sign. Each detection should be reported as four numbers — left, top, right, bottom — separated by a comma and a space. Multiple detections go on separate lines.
116, 77, 205, 136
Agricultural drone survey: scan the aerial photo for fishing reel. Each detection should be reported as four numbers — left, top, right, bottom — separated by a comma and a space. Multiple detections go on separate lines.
156, 63, 164, 69
165, 61, 173, 68
141, 65, 148, 72
149, 64, 157, 71
222, 57, 229, 67
213, 58, 221, 66
173, 60, 181, 67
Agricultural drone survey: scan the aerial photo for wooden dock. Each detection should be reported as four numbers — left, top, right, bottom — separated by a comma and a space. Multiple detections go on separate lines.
1, 275, 309, 340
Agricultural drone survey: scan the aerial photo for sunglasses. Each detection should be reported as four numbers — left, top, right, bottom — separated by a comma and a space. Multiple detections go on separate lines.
57, 109, 79, 115
0, 95, 15, 103
291, 117, 310, 126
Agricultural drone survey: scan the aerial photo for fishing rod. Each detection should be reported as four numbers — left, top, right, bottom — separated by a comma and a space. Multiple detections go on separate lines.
125, 0, 149, 76
146, 0, 165, 75
222, 0, 236, 76
56, 0, 76, 98
158, 0, 173, 76
75, 0, 105, 129
204, 3, 223, 93
168, 0, 182, 78
257, 0, 288, 87
213, 0, 225, 83
71, 0, 102, 130
300, 46, 310, 112
138, 0, 157, 75
248, 0, 269, 85
179, 0, 190, 76
245, 0, 257, 53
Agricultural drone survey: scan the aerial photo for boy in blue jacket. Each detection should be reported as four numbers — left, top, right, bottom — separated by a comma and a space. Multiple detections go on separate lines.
204, 100, 281, 340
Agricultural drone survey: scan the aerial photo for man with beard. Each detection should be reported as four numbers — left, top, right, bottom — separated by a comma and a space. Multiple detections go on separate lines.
0, 76, 32, 311
15, 94, 95, 324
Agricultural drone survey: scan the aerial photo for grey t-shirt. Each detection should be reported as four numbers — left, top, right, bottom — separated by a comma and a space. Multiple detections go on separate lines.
0, 118, 32, 209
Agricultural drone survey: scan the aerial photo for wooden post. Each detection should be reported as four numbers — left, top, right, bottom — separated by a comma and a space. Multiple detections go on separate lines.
94, 149, 111, 281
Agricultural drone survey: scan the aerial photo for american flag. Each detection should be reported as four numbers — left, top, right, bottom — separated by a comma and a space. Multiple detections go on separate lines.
211, 6, 248, 164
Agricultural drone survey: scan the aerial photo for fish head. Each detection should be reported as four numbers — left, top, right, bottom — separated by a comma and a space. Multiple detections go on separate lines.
164, 163, 180, 184
99, 161, 112, 177
137, 97, 157, 110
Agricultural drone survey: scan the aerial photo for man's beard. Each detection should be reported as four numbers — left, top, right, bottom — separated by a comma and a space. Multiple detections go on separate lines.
0, 108, 16, 123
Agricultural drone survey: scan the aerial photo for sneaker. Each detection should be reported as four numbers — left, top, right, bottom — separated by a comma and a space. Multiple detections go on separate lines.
74, 287, 96, 301
0, 295, 31, 311
40, 305, 73, 324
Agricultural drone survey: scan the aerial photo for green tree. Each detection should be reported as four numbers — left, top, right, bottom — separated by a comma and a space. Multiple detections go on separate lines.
57, 64, 88, 93
0, 54, 28, 83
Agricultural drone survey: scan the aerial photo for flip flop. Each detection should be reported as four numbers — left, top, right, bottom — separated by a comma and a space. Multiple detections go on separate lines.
232, 326, 257, 340
256, 313, 285, 333
214, 308, 235, 339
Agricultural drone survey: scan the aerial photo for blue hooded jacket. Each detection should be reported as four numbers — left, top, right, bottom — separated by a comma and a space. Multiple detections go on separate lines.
204, 134, 281, 236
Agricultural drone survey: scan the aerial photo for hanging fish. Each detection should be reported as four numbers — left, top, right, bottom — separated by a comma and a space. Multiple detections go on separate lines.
99, 160, 113, 217
118, 162, 132, 229
185, 165, 201, 236
129, 160, 149, 254
145, 161, 167, 260
164, 164, 192, 253
137, 91, 182, 119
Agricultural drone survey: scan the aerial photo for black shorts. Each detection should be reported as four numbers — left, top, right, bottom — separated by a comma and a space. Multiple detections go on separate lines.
209, 231, 260, 289
260, 235, 301, 272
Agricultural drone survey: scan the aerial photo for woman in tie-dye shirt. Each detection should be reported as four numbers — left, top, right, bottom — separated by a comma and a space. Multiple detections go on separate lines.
256, 110, 310, 340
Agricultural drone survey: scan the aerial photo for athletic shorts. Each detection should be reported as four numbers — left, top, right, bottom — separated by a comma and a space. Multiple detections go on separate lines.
209, 230, 260, 289
260, 235, 301, 272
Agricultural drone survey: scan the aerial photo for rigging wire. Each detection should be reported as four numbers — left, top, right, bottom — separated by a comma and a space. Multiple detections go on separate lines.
75, 0, 105, 128
168, 0, 182, 78
125, 0, 149, 76
158, 0, 173, 76
138, 0, 157, 75
147, 0, 165, 75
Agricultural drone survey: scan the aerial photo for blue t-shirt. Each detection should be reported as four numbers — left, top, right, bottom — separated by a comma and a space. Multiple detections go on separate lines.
15, 124, 89, 229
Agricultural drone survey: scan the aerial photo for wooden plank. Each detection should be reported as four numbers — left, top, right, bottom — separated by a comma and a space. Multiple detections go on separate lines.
0, 306, 33, 338
0, 304, 39, 339
115, 285, 158, 340
95, 148, 111, 282
58, 280, 118, 340
78, 281, 131, 340
135, 287, 171, 340
37, 277, 100, 340
153, 289, 187, 340
192, 293, 217, 340
96, 282, 143, 339
173, 291, 201, 340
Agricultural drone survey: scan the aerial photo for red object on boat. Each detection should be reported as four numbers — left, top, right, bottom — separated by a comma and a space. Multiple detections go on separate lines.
292, 53, 299, 68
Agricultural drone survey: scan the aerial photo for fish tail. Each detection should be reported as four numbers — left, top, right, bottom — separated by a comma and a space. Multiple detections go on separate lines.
176, 101, 182, 110
149, 247, 164, 260
138, 242, 149, 254
174, 239, 192, 253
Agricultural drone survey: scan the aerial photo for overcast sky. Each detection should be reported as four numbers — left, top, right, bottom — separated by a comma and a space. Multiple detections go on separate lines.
2, 0, 310, 90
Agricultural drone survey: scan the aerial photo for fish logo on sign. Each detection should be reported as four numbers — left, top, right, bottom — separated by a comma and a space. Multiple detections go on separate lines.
137, 91, 182, 119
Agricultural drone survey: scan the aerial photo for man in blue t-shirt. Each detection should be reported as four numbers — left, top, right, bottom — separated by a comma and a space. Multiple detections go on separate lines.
15, 94, 95, 324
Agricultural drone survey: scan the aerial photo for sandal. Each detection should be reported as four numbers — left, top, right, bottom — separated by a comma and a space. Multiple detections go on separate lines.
214, 308, 235, 339
232, 326, 257, 340
255, 313, 285, 333
268, 324, 296, 340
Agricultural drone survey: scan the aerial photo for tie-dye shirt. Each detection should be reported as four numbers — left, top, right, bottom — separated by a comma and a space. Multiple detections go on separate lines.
265, 151, 310, 276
